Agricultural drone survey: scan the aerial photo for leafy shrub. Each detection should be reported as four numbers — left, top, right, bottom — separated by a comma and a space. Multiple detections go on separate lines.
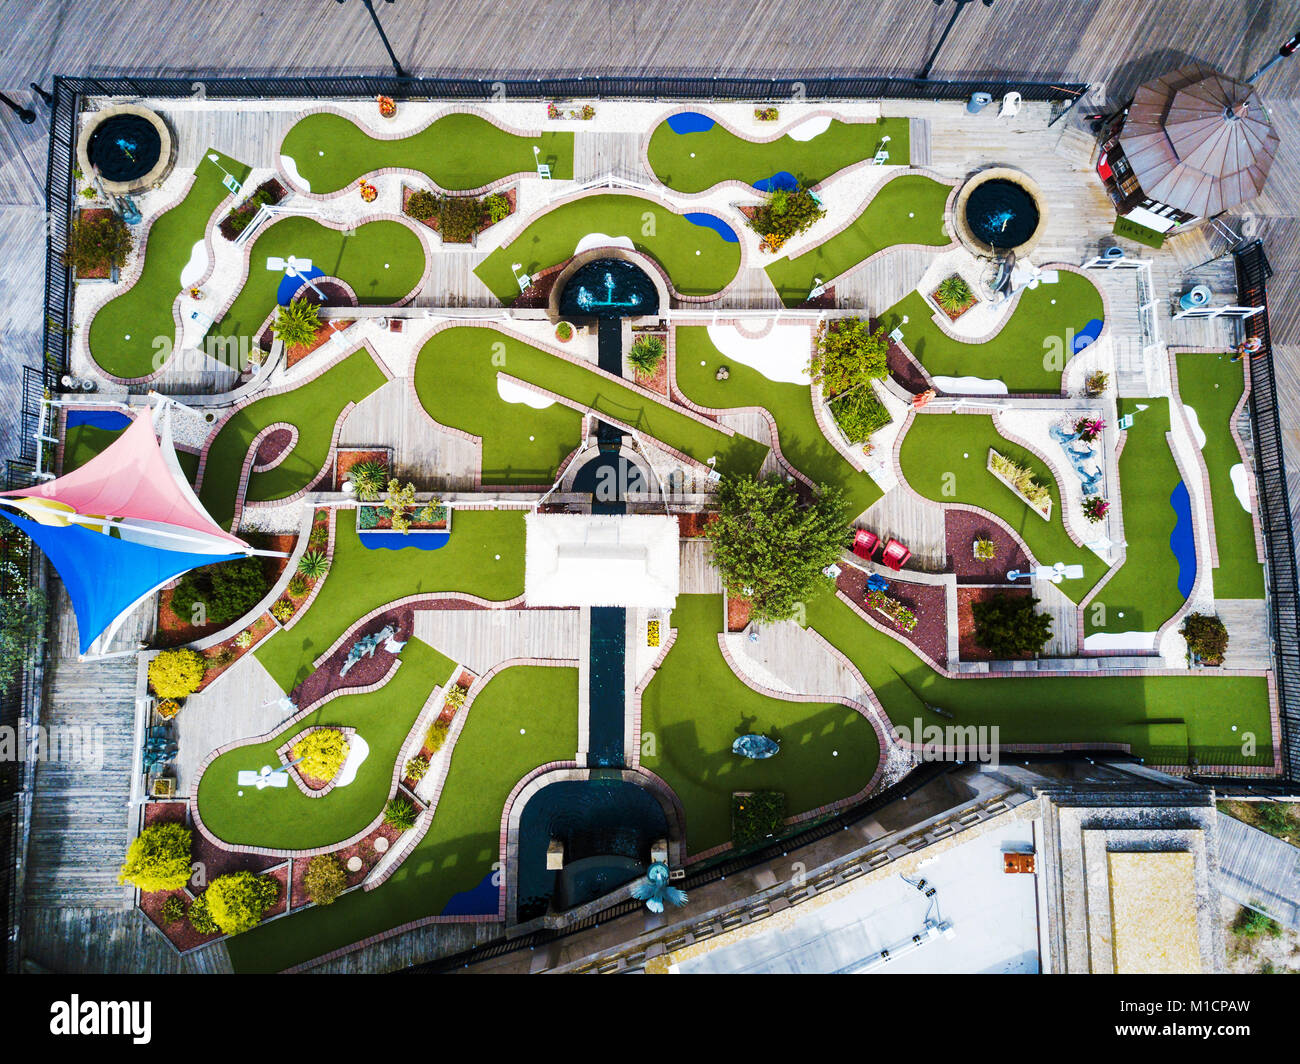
971, 594, 1053, 657
754, 107, 779, 121
627, 335, 666, 379
1085, 370, 1110, 397
867, 589, 917, 632
298, 550, 330, 580
1082, 495, 1110, 523
989, 450, 1051, 511
732, 791, 786, 849
218, 180, 285, 241
170, 556, 270, 627
287, 573, 309, 597
271, 297, 322, 349
383, 797, 418, 831
405, 755, 429, 781
483, 192, 510, 223
0, 586, 46, 698
426, 718, 451, 753
406, 189, 439, 221
384, 479, 418, 533
204, 871, 279, 935
1182, 613, 1228, 663
1232, 906, 1282, 939
974, 536, 997, 560
65, 211, 133, 274
303, 854, 348, 906
437, 195, 486, 243
935, 274, 974, 313
554, 321, 573, 342
747, 184, 825, 241
829, 385, 891, 444
348, 460, 388, 502
148, 648, 207, 700
292, 728, 350, 782
161, 895, 187, 924
272, 599, 295, 623
210, 645, 236, 668
187, 892, 218, 934
234, 629, 255, 649
809, 318, 889, 397
118, 823, 193, 892
443, 684, 467, 711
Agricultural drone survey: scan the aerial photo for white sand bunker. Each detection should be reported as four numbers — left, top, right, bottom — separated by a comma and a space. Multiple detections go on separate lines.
574, 233, 636, 256
279, 154, 310, 192
498, 375, 555, 409
178, 238, 208, 288
786, 115, 833, 142
1182, 403, 1207, 448
1229, 463, 1251, 512
333, 735, 369, 788
1084, 632, 1158, 653
705, 324, 813, 384
933, 375, 1009, 396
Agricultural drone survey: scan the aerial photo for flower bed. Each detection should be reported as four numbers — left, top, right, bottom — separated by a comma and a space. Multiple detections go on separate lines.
356, 502, 449, 532
218, 179, 287, 242
988, 449, 1052, 521
929, 273, 978, 322
754, 107, 779, 122
647, 619, 661, 647
402, 185, 515, 243
867, 589, 917, 632
548, 102, 595, 120
70, 207, 122, 280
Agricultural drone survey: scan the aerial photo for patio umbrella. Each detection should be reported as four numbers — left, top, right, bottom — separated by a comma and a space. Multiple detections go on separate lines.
1118, 63, 1280, 218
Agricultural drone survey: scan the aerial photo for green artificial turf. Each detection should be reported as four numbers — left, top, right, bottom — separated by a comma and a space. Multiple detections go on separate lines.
647, 115, 908, 194
1175, 352, 1266, 600
673, 327, 883, 519
764, 175, 951, 306
1087, 398, 1188, 635
474, 194, 742, 301
254, 510, 527, 694
209, 216, 426, 366
805, 593, 1273, 767
898, 413, 1108, 602
280, 111, 574, 194
640, 595, 880, 855
195, 638, 452, 850
877, 271, 1106, 393
87, 148, 250, 379
412, 326, 768, 480
224, 664, 578, 972
1113, 216, 1165, 249
198, 347, 387, 531
63, 423, 200, 483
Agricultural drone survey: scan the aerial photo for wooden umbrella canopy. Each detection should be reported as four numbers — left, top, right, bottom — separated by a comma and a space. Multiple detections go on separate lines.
1118, 62, 1280, 218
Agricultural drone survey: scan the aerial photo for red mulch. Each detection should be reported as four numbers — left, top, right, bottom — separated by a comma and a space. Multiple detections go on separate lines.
727, 596, 752, 632
676, 512, 716, 539
837, 565, 949, 666
957, 586, 1033, 661
254, 427, 293, 467
288, 606, 418, 708
285, 320, 355, 367
75, 208, 115, 278
157, 543, 293, 648
193, 613, 276, 692
143, 800, 188, 828
289, 822, 405, 909
335, 448, 389, 490
190, 817, 282, 880
263, 864, 291, 920
945, 509, 1032, 585
140, 887, 222, 952
930, 282, 977, 322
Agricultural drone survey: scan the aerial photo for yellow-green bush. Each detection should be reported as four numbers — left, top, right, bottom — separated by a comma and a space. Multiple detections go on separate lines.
291, 728, 350, 782
148, 648, 207, 699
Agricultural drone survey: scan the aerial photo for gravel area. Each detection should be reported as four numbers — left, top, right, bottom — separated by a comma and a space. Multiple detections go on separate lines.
945, 508, 1031, 584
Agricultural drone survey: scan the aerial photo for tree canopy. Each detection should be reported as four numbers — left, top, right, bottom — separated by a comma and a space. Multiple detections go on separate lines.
808, 317, 889, 397
971, 593, 1054, 657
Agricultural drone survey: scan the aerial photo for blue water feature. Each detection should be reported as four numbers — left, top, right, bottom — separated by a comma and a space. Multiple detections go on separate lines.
1169, 481, 1197, 599
357, 531, 451, 551
667, 111, 715, 134
440, 869, 500, 916
588, 606, 627, 766
276, 266, 326, 306
684, 212, 739, 243
65, 409, 132, 431
752, 170, 799, 193
1072, 318, 1105, 354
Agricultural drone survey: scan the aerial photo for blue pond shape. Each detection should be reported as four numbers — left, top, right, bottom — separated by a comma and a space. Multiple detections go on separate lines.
1072, 318, 1104, 354
441, 869, 499, 916
1169, 481, 1197, 599
684, 212, 738, 243
752, 171, 799, 193
65, 409, 132, 431
358, 531, 451, 551
666, 111, 715, 134
276, 265, 326, 306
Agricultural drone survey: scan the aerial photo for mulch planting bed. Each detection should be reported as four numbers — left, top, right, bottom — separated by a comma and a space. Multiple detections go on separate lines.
140, 888, 222, 952
284, 319, 356, 368
288, 606, 417, 708
957, 585, 1033, 661
289, 821, 405, 910
676, 511, 716, 538
335, 448, 389, 490
254, 427, 294, 467
73, 208, 116, 278
727, 595, 752, 632
263, 864, 291, 920
190, 816, 283, 880
945, 509, 1031, 584
929, 280, 978, 323
512, 261, 564, 309
157, 541, 293, 648
837, 565, 948, 665
194, 613, 277, 692
143, 800, 188, 828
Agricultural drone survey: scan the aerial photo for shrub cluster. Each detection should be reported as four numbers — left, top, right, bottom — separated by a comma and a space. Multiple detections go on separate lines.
170, 556, 270, 627
218, 180, 286, 241
732, 791, 786, 849
148, 648, 207, 700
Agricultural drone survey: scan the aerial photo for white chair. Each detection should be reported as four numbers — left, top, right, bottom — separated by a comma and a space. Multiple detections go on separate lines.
998, 92, 1022, 119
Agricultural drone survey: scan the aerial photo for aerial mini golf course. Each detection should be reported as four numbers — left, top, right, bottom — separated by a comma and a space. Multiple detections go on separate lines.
765, 173, 951, 305
412, 326, 769, 481
87, 148, 251, 380
223, 663, 580, 973
647, 113, 909, 194
474, 193, 742, 301
877, 270, 1106, 393
279, 111, 574, 193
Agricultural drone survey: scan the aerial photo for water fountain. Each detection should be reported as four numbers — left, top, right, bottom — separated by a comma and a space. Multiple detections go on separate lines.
558, 258, 660, 320
76, 105, 174, 194
953, 168, 1047, 260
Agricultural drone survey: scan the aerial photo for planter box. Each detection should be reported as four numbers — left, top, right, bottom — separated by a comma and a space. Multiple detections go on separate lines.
987, 449, 1052, 521
925, 273, 980, 322
355, 502, 452, 536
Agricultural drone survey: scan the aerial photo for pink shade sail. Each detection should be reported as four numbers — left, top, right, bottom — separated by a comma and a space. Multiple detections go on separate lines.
2, 408, 247, 548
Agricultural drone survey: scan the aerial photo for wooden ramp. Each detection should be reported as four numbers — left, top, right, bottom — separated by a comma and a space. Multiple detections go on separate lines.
412, 607, 580, 674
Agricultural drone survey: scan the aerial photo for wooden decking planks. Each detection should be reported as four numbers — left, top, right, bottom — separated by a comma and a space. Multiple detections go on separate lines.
22, 907, 232, 973
862, 486, 947, 572
679, 538, 721, 593
411, 607, 580, 674
573, 131, 650, 184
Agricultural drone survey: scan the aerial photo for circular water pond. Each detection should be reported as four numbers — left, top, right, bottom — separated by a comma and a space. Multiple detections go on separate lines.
88, 114, 162, 183
965, 178, 1040, 249
559, 258, 660, 319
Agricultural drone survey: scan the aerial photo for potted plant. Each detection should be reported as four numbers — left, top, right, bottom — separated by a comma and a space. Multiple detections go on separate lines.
1084, 370, 1109, 397
754, 107, 779, 121
1082, 496, 1109, 523
358, 180, 378, 203
973, 536, 997, 560
376, 95, 397, 119
932, 274, 976, 320
554, 321, 574, 343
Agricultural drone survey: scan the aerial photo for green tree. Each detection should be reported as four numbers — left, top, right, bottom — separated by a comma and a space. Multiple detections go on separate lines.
0, 587, 46, 696
118, 823, 193, 892
270, 297, 322, 349
204, 871, 279, 935
705, 474, 850, 624
170, 556, 269, 626
971, 594, 1054, 657
1182, 613, 1229, 662
303, 854, 348, 906
808, 318, 889, 398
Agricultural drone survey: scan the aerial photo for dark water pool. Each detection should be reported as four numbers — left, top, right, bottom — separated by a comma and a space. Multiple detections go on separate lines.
966, 178, 1040, 248
88, 114, 162, 182
559, 258, 660, 319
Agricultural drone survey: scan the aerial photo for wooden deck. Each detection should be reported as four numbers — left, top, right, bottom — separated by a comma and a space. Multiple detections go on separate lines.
411, 607, 579, 673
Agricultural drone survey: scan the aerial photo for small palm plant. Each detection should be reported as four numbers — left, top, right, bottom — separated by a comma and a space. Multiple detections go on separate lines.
270, 297, 322, 349
383, 797, 418, 831
935, 274, 973, 314
627, 335, 666, 379
974, 536, 997, 560
348, 460, 388, 502
297, 550, 330, 580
